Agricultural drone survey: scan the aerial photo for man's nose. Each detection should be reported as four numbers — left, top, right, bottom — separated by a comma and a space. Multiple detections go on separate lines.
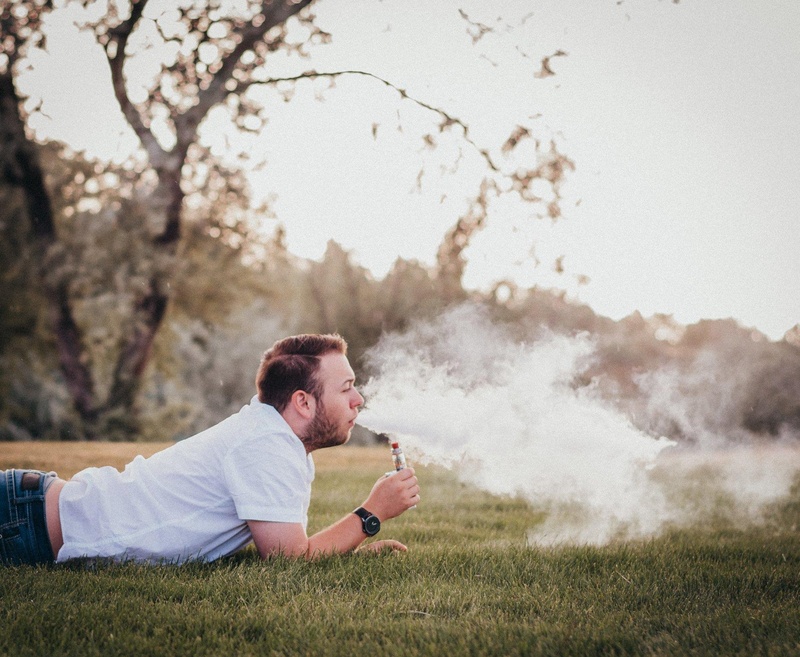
353, 390, 365, 407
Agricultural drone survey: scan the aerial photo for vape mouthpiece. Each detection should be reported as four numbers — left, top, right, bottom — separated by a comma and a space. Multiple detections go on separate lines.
391, 441, 407, 471
388, 440, 415, 509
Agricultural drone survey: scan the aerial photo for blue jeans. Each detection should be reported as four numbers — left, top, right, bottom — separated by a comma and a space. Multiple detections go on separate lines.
0, 469, 57, 566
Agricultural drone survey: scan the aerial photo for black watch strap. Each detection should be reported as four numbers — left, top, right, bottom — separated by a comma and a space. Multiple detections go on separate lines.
353, 506, 381, 536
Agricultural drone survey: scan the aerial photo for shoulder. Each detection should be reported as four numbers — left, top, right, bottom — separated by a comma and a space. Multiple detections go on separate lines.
220, 398, 300, 448
223, 400, 307, 468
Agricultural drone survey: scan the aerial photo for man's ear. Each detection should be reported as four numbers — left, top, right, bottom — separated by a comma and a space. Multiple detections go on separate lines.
290, 390, 316, 420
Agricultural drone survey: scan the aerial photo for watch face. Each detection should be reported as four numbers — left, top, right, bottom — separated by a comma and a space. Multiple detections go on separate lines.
364, 515, 381, 536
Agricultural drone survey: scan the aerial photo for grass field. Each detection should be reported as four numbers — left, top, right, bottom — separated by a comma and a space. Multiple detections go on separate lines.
2, 442, 799, 656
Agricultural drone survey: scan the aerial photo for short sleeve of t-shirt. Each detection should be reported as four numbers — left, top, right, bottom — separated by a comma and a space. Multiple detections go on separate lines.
223, 433, 310, 523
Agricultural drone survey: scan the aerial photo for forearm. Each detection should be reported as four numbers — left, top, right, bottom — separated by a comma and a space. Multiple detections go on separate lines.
305, 512, 366, 559
249, 467, 419, 560
304, 466, 421, 558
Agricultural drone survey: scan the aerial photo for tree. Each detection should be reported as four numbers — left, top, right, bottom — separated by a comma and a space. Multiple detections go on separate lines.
1, 1, 94, 435
3, 0, 574, 437
3, 0, 317, 436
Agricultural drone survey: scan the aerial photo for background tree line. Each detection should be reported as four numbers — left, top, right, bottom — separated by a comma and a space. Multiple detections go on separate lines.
2, 134, 799, 444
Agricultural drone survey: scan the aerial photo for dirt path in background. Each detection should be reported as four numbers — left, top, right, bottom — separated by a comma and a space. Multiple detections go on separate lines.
0, 442, 389, 479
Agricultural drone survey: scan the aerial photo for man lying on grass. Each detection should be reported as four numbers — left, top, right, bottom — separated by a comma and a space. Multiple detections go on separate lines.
0, 334, 420, 566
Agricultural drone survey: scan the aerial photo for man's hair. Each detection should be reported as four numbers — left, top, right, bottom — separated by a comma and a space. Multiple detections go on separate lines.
256, 334, 348, 412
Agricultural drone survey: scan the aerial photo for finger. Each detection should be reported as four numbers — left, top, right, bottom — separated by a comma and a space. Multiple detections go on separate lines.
366, 540, 407, 553
386, 540, 408, 552
397, 475, 418, 491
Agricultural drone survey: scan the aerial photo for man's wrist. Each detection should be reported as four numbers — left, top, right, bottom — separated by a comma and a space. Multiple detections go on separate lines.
353, 506, 381, 536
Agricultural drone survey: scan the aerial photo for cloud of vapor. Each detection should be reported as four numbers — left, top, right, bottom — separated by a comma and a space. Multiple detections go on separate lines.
358, 306, 799, 545
633, 346, 800, 448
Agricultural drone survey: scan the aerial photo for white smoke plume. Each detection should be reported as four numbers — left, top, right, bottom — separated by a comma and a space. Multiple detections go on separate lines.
358, 305, 799, 545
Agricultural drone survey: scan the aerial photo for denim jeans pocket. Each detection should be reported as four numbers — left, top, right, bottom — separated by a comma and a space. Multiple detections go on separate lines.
0, 521, 26, 565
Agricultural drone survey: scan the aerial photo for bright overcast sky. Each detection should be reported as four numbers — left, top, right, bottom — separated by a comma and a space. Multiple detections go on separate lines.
20, 0, 800, 340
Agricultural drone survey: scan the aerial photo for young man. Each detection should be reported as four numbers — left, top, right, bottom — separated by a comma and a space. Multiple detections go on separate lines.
0, 334, 420, 566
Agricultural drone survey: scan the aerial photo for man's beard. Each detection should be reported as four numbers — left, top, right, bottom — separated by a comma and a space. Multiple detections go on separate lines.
300, 399, 351, 452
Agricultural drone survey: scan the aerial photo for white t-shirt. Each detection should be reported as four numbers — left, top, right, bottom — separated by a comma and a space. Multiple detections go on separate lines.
57, 397, 315, 564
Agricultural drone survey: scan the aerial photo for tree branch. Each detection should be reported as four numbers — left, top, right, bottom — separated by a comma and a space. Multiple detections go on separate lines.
253, 69, 500, 172
106, 0, 165, 164
177, 0, 315, 150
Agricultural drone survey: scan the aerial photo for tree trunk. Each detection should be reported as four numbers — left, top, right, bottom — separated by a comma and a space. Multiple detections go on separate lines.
105, 269, 170, 417
1, 70, 101, 433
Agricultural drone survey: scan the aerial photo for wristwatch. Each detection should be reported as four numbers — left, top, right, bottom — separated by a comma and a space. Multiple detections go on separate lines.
353, 507, 381, 536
